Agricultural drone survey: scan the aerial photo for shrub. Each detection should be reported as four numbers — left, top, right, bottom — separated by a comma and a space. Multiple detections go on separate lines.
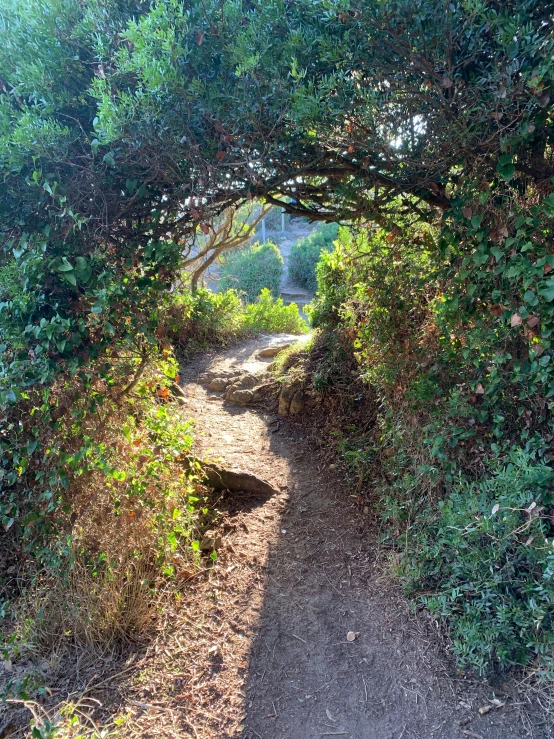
163, 286, 308, 345
243, 288, 308, 334
306, 223, 554, 680
399, 451, 554, 677
219, 241, 283, 302
289, 223, 339, 292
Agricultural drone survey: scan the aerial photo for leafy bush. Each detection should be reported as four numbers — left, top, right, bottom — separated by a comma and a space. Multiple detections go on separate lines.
399, 452, 554, 677
242, 288, 308, 334
219, 241, 283, 302
289, 223, 339, 292
163, 286, 307, 345
307, 223, 554, 680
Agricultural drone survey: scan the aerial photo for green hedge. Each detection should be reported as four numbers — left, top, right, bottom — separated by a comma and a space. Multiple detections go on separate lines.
288, 223, 339, 292
219, 240, 283, 302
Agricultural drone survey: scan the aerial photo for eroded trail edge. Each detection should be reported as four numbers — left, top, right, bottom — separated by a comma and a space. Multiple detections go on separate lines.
170, 336, 533, 739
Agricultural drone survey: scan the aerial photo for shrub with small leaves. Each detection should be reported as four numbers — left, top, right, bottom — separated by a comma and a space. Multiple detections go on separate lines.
289, 223, 339, 292
219, 241, 283, 302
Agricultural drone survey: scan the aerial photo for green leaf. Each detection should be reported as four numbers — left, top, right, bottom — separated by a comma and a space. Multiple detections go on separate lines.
75, 256, 88, 271
497, 163, 516, 182
102, 152, 115, 167
538, 285, 554, 302
56, 259, 74, 272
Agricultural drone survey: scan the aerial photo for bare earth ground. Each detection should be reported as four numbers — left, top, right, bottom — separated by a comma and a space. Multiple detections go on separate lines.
162, 335, 549, 739
6, 334, 551, 738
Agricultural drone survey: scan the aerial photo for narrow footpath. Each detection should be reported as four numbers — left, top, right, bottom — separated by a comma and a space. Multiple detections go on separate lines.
166, 335, 539, 739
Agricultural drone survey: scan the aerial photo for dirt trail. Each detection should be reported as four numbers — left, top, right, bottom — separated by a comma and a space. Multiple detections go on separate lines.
175, 335, 541, 739
275, 221, 314, 312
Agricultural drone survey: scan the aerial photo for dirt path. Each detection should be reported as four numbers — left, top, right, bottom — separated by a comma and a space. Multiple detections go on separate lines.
168, 335, 547, 739
275, 221, 314, 314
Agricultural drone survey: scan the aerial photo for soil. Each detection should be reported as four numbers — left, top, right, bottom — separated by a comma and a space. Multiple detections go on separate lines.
167, 335, 547, 739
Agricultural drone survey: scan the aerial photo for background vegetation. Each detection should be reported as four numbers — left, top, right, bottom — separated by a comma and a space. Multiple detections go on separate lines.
288, 223, 339, 292
218, 241, 283, 302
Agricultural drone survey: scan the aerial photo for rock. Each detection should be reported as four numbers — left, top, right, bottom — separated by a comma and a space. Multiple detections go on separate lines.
202, 463, 278, 496
258, 344, 290, 358
278, 382, 299, 416
169, 383, 187, 399
226, 388, 254, 404
199, 369, 242, 385
200, 530, 222, 551
235, 373, 259, 389
208, 377, 231, 392
289, 389, 305, 415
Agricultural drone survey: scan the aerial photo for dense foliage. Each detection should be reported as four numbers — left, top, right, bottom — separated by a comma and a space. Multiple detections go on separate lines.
218, 240, 283, 302
310, 221, 554, 679
288, 223, 339, 292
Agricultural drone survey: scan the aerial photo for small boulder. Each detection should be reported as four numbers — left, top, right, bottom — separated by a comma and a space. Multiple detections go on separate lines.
258, 344, 290, 359
235, 373, 259, 389
289, 389, 305, 415
208, 377, 230, 392
226, 388, 254, 404
278, 382, 299, 416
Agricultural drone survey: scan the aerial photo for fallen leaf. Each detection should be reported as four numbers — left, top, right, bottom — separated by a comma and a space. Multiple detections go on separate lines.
475, 383, 485, 394
325, 708, 336, 722
195, 29, 205, 45
489, 304, 506, 317
491, 503, 500, 516
479, 705, 493, 715
510, 313, 522, 327
346, 631, 360, 642
200, 223, 210, 235
527, 316, 540, 328
545, 264, 553, 275
442, 75, 453, 88
462, 207, 473, 219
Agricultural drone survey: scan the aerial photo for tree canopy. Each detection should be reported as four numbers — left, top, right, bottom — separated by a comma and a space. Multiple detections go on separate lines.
1, 0, 552, 340
1, 0, 553, 493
